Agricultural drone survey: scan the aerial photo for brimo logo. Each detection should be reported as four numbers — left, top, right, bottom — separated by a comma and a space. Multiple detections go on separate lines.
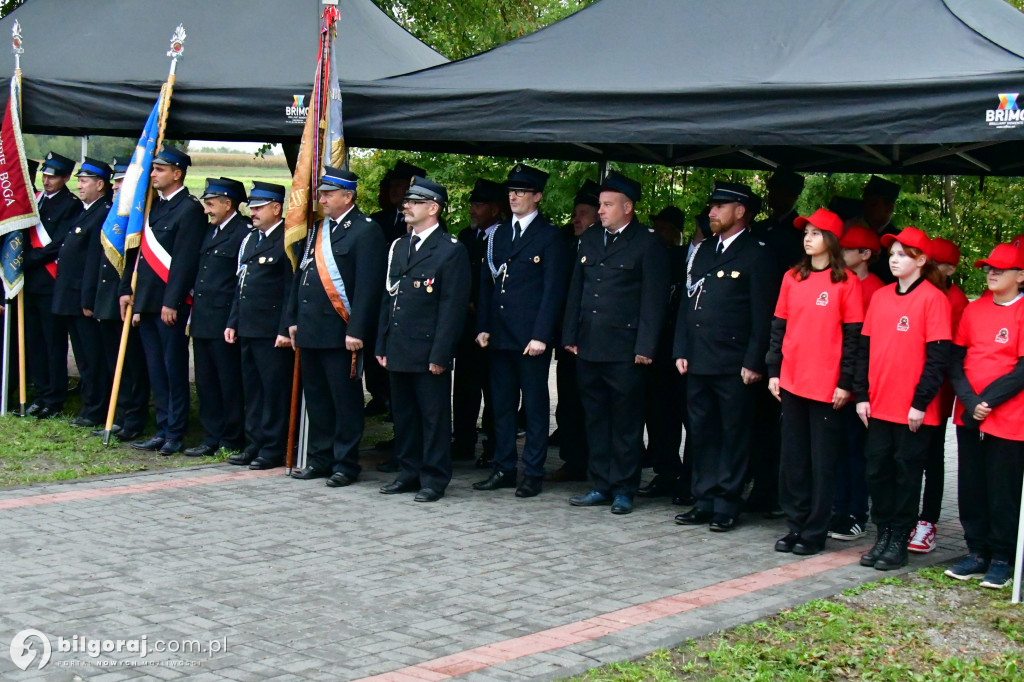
9, 629, 52, 670
986, 93, 1024, 128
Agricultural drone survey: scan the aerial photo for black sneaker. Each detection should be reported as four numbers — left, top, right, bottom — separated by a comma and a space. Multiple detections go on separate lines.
828, 515, 867, 541
944, 553, 989, 581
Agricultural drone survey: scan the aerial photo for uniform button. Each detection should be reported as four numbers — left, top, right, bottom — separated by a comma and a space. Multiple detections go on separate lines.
500, 305, 504, 309
594, 294, 599, 298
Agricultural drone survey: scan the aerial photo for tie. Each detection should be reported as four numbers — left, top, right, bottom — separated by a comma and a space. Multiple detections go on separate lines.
513, 220, 522, 241
715, 239, 724, 258
408, 234, 419, 258
329, 219, 339, 232
605, 231, 618, 248
478, 229, 487, 242
257, 231, 265, 244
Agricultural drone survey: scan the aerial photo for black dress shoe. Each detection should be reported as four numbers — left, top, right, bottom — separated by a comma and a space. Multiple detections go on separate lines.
70, 416, 100, 428
675, 508, 714, 525
709, 513, 736, 532
159, 440, 183, 456
183, 443, 218, 458
380, 480, 419, 495
775, 532, 800, 553
414, 488, 443, 502
24, 402, 42, 417
228, 450, 259, 466
115, 428, 143, 443
34, 406, 58, 420
249, 457, 282, 470
792, 540, 823, 556
636, 475, 677, 498
289, 466, 329, 480
130, 436, 166, 451
376, 459, 400, 473
472, 469, 517, 491
672, 494, 697, 506
515, 476, 543, 498
325, 472, 356, 487
91, 424, 122, 438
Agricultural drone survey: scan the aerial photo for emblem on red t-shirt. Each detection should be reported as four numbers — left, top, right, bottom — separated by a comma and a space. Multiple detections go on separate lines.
816, 292, 829, 306
996, 327, 1010, 344
897, 315, 910, 332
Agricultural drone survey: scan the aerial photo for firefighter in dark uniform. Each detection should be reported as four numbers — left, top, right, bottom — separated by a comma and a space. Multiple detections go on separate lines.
452, 178, 505, 461
226, 182, 294, 470
52, 157, 113, 427
862, 175, 900, 284
673, 182, 776, 531
184, 178, 250, 457
376, 177, 470, 502
473, 164, 569, 498
562, 171, 670, 515
286, 167, 386, 486
746, 170, 805, 518
638, 205, 694, 505
24, 152, 81, 418
119, 144, 206, 455
366, 161, 426, 421
83, 157, 149, 441
548, 179, 601, 483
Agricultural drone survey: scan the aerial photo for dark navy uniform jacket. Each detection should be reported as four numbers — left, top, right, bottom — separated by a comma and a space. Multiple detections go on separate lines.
477, 214, 569, 351
24, 186, 81, 296
190, 212, 251, 339
228, 222, 293, 339
562, 219, 669, 363
52, 194, 112, 316
376, 227, 470, 372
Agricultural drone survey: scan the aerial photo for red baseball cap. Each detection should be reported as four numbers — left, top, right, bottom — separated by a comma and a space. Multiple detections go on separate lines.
839, 225, 881, 254
880, 226, 932, 259
793, 208, 843, 238
930, 238, 960, 266
975, 243, 1024, 270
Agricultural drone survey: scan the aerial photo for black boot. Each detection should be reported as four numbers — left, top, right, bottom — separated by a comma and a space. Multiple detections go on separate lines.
874, 525, 910, 571
860, 524, 891, 567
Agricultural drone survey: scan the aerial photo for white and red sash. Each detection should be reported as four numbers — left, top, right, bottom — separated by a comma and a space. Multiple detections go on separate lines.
140, 209, 193, 305
28, 191, 57, 279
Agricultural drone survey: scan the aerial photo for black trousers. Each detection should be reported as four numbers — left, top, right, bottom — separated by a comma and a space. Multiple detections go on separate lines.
645, 359, 690, 483
240, 337, 292, 463
687, 373, 754, 516
920, 419, 947, 523
63, 314, 108, 422
865, 418, 934, 530
956, 428, 1024, 562
24, 292, 67, 409
302, 347, 363, 477
363, 326, 390, 407
779, 390, 843, 545
491, 348, 551, 478
555, 351, 588, 474
577, 359, 645, 497
390, 369, 453, 492
97, 319, 149, 433
192, 336, 245, 450
833, 403, 869, 523
138, 312, 191, 441
746, 384, 782, 510
452, 338, 492, 451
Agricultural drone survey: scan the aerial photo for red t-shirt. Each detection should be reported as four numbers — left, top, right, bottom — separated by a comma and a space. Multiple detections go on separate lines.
862, 279, 952, 426
953, 294, 1024, 441
939, 283, 971, 418
775, 269, 864, 403
858, 273, 885, 314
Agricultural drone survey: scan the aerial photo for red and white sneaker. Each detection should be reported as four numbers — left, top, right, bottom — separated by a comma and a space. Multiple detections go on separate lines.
907, 520, 936, 554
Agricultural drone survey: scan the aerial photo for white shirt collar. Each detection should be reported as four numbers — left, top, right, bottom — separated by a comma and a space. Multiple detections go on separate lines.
718, 228, 745, 252
261, 220, 283, 238
82, 197, 99, 211
511, 210, 539, 235
217, 211, 237, 232
606, 222, 629, 236
160, 185, 185, 201
328, 205, 355, 227
411, 223, 440, 249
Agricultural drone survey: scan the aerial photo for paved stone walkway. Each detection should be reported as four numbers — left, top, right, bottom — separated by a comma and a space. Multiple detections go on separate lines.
1, 415, 965, 681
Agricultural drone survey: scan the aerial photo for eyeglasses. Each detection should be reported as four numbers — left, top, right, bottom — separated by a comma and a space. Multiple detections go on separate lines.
982, 265, 1020, 275
508, 190, 535, 198
402, 199, 429, 206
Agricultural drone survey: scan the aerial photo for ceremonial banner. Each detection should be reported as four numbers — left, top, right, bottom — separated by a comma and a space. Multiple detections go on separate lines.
283, 5, 347, 269
0, 75, 39, 240
99, 86, 166, 276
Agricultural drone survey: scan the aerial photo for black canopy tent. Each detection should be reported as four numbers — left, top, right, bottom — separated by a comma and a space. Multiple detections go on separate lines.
339, 0, 1024, 176
0, 0, 447, 143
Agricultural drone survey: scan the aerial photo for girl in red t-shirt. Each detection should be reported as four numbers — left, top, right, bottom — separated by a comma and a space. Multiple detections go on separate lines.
909, 238, 970, 554
945, 244, 1024, 589
767, 209, 864, 555
854, 227, 952, 571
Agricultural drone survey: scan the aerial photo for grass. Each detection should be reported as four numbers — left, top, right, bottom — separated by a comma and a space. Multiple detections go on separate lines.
182, 164, 293, 201
572, 567, 1024, 681
0, 382, 394, 488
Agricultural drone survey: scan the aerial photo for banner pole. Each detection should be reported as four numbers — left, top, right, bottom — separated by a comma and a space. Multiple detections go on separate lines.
1, 297, 9, 416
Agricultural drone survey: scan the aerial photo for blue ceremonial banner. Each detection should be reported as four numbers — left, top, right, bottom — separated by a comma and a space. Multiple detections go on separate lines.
0, 231, 23, 299
100, 86, 165, 276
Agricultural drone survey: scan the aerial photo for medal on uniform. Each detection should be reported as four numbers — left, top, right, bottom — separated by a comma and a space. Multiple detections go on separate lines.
717, 270, 724, 278
425, 277, 435, 293
731, 271, 740, 278
533, 255, 540, 263
259, 256, 266, 264
581, 256, 587, 264
414, 281, 421, 288
74, 227, 81, 234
